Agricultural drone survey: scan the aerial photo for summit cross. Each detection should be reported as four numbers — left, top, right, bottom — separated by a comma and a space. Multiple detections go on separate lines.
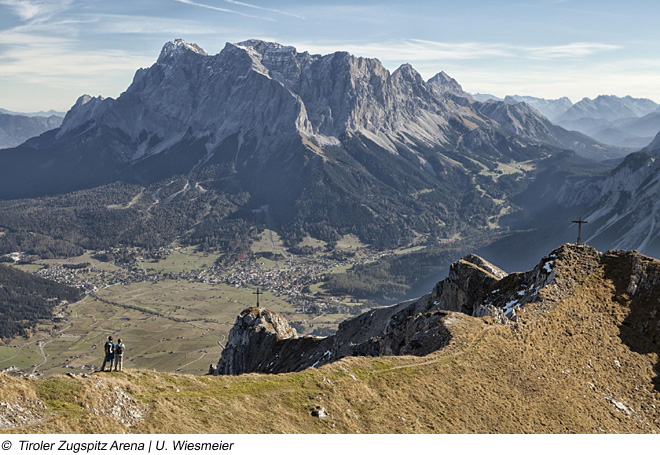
253, 287, 263, 308
572, 217, 588, 245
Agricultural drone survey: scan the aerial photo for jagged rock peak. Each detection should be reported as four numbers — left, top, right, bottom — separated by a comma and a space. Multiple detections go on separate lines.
427, 71, 464, 93
74, 94, 105, 106
235, 39, 299, 56
214, 307, 296, 375
59, 94, 109, 136
158, 39, 209, 63
215, 307, 331, 375
431, 253, 507, 315
392, 63, 424, 82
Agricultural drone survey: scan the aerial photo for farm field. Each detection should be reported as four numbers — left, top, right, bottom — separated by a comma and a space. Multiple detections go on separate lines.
142, 246, 219, 273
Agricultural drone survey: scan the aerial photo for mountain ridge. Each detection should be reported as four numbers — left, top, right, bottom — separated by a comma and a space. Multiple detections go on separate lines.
2, 243, 660, 433
215, 243, 602, 374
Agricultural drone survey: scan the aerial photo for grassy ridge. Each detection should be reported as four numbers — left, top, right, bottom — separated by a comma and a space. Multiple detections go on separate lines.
3, 266, 660, 433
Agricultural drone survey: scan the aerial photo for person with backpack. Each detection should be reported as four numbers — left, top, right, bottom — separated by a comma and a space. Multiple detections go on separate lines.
100, 336, 115, 371
114, 338, 125, 372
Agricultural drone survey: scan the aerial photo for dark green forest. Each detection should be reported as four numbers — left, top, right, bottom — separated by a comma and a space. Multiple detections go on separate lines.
0, 264, 84, 340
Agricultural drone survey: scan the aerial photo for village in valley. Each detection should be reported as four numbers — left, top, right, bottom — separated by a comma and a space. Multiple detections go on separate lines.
0, 230, 406, 378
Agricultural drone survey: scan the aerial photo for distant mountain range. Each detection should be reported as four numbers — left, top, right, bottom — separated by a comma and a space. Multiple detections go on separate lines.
0, 113, 63, 149
479, 94, 660, 149
479, 131, 660, 270
0, 108, 66, 118
1, 39, 659, 270
503, 95, 573, 122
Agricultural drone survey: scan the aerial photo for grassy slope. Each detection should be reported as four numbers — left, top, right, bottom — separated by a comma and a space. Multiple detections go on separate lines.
2, 257, 660, 434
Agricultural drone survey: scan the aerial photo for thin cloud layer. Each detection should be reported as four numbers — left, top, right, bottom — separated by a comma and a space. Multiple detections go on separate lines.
223, 0, 305, 19
173, 0, 273, 21
293, 39, 620, 62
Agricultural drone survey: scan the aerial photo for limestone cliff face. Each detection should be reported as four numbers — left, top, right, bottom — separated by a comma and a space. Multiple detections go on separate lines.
215, 307, 332, 375
215, 244, 660, 375
431, 253, 506, 314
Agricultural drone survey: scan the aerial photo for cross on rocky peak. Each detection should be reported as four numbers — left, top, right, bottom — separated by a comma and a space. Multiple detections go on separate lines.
572, 216, 588, 245
253, 287, 263, 308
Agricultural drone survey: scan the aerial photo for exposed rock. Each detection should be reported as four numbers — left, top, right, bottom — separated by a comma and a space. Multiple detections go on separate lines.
607, 397, 633, 416
0, 398, 45, 430
431, 254, 506, 314
89, 378, 144, 428
311, 406, 327, 418
215, 307, 331, 375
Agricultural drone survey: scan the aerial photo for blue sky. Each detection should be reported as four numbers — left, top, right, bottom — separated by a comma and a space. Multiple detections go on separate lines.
1, 0, 659, 112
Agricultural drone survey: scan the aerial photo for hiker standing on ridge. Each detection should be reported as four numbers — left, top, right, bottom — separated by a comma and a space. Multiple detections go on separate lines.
114, 338, 125, 372
100, 336, 115, 371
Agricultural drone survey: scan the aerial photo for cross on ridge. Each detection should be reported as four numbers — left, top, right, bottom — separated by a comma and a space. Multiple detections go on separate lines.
572, 216, 588, 245
253, 287, 263, 308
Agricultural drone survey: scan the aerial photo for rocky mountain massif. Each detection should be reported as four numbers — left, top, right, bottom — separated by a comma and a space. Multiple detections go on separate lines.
0, 113, 62, 149
0, 39, 626, 255
3, 243, 660, 433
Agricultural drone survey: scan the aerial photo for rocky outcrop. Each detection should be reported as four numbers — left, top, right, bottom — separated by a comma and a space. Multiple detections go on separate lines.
431, 254, 506, 314
215, 253, 512, 374
215, 307, 331, 375
215, 300, 465, 375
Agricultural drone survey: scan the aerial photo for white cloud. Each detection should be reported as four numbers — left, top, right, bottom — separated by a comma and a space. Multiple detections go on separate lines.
86, 14, 227, 35
0, 38, 152, 83
290, 40, 514, 62
526, 42, 622, 59
0, 0, 74, 22
0, 0, 42, 20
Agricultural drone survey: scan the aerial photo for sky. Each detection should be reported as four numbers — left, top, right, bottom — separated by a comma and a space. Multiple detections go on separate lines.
1, 0, 660, 112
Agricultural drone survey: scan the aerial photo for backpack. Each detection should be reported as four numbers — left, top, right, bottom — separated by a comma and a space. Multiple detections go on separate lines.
105, 341, 114, 354
115, 344, 125, 355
